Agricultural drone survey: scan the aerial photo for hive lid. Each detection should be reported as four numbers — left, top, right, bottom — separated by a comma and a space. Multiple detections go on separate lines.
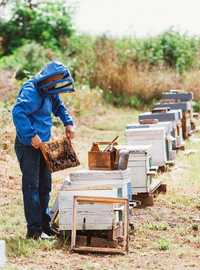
127, 122, 173, 134
69, 169, 131, 181
116, 144, 152, 155
161, 90, 193, 101
139, 110, 180, 122
155, 102, 192, 112
125, 126, 166, 138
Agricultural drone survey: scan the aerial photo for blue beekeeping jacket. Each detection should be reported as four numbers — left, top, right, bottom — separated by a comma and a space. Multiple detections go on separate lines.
12, 61, 75, 145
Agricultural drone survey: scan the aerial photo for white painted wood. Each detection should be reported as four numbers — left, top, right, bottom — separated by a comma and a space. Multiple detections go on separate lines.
59, 169, 132, 231
117, 145, 154, 194
0, 240, 6, 268
51, 169, 132, 225
126, 123, 176, 161
125, 127, 167, 167
59, 189, 116, 231
68, 169, 132, 200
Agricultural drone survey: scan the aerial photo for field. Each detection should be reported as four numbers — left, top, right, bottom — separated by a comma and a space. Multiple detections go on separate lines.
1, 89, 200, 270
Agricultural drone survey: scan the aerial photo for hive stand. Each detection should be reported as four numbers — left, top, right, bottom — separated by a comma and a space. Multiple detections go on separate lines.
132, 181, 167, 207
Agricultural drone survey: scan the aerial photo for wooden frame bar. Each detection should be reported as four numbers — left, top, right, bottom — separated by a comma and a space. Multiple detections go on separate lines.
71, 196, 129, 254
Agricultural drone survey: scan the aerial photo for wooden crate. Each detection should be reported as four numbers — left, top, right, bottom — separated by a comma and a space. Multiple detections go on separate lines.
40, 137, 80, 172
88, 150, 116, 170
88, 140, 118, 170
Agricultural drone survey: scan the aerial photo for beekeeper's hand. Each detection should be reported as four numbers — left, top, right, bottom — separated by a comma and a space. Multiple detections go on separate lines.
32, 134, 42, 149
65, 125, 75, 140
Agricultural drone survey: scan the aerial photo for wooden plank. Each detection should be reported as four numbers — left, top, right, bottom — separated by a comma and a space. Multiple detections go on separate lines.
71, 196, 77, 250
72, 246, 126, 254
75, 196, 128, 204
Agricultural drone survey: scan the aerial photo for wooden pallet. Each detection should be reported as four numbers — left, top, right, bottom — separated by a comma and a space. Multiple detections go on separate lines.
166, 160, 175, 167
176, 144, 185, 151
132, 180, 167, 207
158, 164, 168, 173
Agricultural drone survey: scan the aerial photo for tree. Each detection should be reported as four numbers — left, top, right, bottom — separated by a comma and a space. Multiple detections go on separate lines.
0, 0, 74, 55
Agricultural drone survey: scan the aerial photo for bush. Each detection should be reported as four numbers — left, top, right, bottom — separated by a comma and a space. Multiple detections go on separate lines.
0, 0, 74, 55
117, 31, 199, 72
0, 42, 60, 79
63, 34, 96, 84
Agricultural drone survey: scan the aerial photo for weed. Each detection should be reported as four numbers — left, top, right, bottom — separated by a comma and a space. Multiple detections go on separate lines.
6, 237, 57, 257
158, 238, 170, 251
146, 222, 168, 231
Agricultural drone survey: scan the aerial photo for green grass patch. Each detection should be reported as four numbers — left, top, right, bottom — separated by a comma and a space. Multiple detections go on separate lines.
6, 237, 57, 258
158, 238, 171, 251
146, 222, 168, 231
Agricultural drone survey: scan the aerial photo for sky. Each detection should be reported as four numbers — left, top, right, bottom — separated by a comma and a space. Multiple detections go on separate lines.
67, 0, 200, 37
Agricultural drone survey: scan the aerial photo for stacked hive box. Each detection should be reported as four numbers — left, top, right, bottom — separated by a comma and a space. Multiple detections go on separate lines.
139, 110, 184, 149
116, 145, 159, 194
154, 102, 192, 139
126, 123, 176, 162
58, 169, 132, 231
159, 90, 194, 139
125, 126, 167, 167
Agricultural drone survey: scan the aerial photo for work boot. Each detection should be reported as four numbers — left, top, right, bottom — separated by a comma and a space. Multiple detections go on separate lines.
26, 230, 41, 240
42, 225, 58, 236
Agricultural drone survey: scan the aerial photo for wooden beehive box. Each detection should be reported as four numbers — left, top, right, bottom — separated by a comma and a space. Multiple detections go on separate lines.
154, 102, 192, 139
125, 126, 167, 167
50, 168, 132, 226
139, 111, 184, 149
69, 169, 132, 200
126, 123, 176, 162
40, 137, 80, 172
58, 170, 131, 231
117, 144, 154, 194
88, 138, 118, 170
161, 90, 193, 102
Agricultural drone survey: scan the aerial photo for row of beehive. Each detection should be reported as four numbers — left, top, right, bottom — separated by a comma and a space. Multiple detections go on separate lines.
52, 90, 195, 238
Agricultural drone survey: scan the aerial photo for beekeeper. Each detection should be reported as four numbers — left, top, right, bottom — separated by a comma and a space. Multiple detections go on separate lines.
12, 61, 75, 240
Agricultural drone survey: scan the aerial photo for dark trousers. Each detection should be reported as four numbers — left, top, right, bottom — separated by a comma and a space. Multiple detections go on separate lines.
15, 137, 52, 234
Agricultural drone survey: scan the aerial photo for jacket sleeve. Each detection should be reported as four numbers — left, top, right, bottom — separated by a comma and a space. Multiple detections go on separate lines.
51, 94, 74, 126
12, 82, 41, 142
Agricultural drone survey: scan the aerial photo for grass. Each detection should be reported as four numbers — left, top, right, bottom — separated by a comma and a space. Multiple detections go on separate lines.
146, 222, 168, 231
158, 238, 171, 251
6, 237, 57, 258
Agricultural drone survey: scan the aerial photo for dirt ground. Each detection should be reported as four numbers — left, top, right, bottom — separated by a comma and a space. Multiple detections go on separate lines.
1, 99, 200, 270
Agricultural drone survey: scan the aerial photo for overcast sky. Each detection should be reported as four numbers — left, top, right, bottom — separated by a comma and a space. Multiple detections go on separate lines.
68, 0, 200, 37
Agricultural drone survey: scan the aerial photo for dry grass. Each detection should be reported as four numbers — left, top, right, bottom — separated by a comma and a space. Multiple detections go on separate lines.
90, 39, 200, 103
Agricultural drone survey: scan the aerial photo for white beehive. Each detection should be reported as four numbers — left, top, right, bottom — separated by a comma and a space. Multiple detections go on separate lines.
117, 145, 156, 193
125, 126, 167, 167
58, 169, 131, 231
126, 122, 176, 162
139, 110, 184, 149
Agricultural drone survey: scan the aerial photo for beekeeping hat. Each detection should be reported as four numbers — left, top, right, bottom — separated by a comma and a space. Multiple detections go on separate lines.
35, 61, 75, 95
